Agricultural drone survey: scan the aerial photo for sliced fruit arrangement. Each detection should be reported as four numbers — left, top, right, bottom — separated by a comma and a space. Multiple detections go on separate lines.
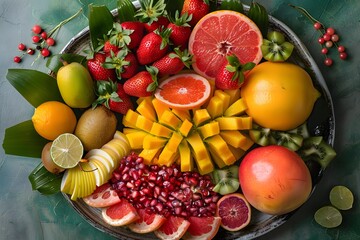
122, 86, 254, 175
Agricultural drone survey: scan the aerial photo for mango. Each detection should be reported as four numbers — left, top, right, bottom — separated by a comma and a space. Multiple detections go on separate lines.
57, 62, 95, 108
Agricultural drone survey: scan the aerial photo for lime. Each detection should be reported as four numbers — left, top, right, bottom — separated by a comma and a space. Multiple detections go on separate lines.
50, 133, 84, 169
314, 206, 342, 228
329, 185, 354, 210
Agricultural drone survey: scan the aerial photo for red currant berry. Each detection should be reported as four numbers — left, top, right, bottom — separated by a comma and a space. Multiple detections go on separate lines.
41, 48, 51, 57
18, 43, 26, 51
318, 37, 325, 44
326, 27, 335, 35
46, 38, 55, 46
13, 56, 22, 63
339, 52, 348, 60
323, 34, 331, 41
325, 41, 333, 48
324, 58, 333, 66
331, 34, 339, 42
40, 32, 48, 39
27, 48, 35, 55
338, 45, 346, 52
314, 22, 322, 30
321, 48, 328, 54
32, 35, 41, 43
32, 24, 42, 34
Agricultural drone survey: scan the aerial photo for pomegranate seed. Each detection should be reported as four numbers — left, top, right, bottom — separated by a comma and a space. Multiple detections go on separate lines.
131, 190, 139, 199
155, 203, 164, 212
122, 173, 130, 181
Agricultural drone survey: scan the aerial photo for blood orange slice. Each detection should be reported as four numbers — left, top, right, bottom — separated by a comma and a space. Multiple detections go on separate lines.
128, 209, 166, 233
154, 215, 190, 240
189, 10, 263, 80
154, 73, 211, 110
216, 193, 251, 231
183, 216, 222, 240
101, 199, 139, 226
82, 182, 121, 208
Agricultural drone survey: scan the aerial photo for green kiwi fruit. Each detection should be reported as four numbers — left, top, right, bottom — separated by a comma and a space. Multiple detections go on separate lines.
211, 165, 239, 195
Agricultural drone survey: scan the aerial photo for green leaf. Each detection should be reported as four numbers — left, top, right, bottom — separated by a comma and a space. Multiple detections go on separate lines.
28, 163, 62, 195
3, 120, 48, 158
89, 4, 114, 50
247, 2, 269, 37
6, 69, 63, 108
117, 0, 136, 22
219, 0, 244, 13
46, 53, 87, 73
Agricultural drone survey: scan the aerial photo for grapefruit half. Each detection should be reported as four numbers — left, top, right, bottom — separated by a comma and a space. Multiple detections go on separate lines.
189, 10, 263, 80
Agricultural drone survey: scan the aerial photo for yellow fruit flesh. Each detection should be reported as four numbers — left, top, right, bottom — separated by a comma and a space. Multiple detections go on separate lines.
123, 89, 254, 175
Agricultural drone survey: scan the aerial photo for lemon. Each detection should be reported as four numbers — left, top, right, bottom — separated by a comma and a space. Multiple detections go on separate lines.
50, 133, 83, 169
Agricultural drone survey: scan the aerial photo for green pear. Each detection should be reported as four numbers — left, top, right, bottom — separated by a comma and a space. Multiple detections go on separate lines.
57, 61, 95, 108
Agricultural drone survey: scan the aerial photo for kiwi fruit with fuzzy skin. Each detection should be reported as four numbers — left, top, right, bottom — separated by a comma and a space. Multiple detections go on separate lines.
75, 106, 117, 151
41, 142, 65, 174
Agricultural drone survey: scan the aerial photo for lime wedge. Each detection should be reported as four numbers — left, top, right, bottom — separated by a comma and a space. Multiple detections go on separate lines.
314, 206, 342, 228
50, 133, 83, 169
329, 185, 354, 210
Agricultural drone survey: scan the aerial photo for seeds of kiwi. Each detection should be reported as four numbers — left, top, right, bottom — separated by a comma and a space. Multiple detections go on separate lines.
314, 206, 342, 228
329, 185, 354, 210
213, 178, 240, 195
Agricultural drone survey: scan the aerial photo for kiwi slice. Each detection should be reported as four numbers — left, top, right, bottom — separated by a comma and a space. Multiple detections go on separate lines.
213, 178, 240, 195
261, 31, 294, 62
298, 136, 337, 169
211, 166, 240, 195
249, 123, 276, 146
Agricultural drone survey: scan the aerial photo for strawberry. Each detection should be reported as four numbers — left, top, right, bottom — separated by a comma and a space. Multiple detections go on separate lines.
97, 37, 119, 53
93, 81, 134, 115
87, 52, 117, 81
108, 22, 144, 50
152, 47, 193, 77
136, 28, 172, 65
181, 0, 210, 27
135, 0, 169, 32
215, 55, 256, 90
103, 49, 139, 80
123, 66, 158, 97
167, 11, 192, 49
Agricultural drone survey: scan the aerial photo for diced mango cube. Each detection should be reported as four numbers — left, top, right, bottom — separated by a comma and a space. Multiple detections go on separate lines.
216, 116, 252, 130
159, 109, 182, 130
214, 90, 230, 113
193, 109, 211, 126
224, 98, 247, 117
122, 109, 140, 128
220, 130, 254, 151
206, 95, 223, 119
125, 130, 148, 149
207, 147, 227, 168
179, 140, 193, 172
122, 127, 139, 134
136, 115, 153, 132
198, 121, 220, 139
152, 98, 169, 118
143, 135, 168, 149
224, 89, 240, 105
136, 97, 157, 121
178, 119, 193, 137
172, 108, 191, 121
205, 135, 236, 165
139, 148, 161, 165
157, 144, 178, 166
227, 144, 246, 160
167, 132, 183, 152
150, 122, 173, 138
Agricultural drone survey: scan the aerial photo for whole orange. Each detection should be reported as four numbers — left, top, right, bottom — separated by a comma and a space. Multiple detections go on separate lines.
32, 101, 77, 140
241, 62, 320, 131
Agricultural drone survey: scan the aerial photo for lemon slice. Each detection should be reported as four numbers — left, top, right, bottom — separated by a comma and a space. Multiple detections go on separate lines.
329, 185, 354, 210
50, 133, 83, 169
314, 206, 342, 228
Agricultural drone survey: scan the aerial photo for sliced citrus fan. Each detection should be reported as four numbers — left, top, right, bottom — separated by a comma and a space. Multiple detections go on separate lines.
189, 10, 263, 80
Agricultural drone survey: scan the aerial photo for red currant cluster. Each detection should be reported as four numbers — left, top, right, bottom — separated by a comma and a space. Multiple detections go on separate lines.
314, 22, 347, 66
14, 24, 56, 63
13, 8, 83, 64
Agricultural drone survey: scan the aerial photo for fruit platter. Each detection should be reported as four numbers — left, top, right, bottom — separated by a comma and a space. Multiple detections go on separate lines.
4, 0, 337, 239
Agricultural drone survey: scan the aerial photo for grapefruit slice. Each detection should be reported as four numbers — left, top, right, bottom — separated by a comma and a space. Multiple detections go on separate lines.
183, 216, 222, 240
154, 73, 211, 110
154, 215, 190, 240
216, 193, 251, 231
83, 183, 121, 208
128, 209, 166, 233
189, 10, 263, 80
102, 199, 139, 226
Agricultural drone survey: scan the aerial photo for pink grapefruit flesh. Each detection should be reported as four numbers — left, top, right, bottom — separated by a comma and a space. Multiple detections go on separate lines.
128, 209, 166, 234
82, 183, 121, 208
189, 10, 263, 80
183, 216, 222, 240
101, 200, 139, 226
154, 215, 190, 240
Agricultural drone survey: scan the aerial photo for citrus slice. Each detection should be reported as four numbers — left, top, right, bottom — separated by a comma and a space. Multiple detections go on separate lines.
154, 73, 211, 110
314, 206, 342, 228
102, 200, 139, 226
329, 185, 354, 210
128, 209, 166, 234
183, 216, 221, 240
50, 133, 83, 169
154, 216, 190, 240
189, 10, 263, 80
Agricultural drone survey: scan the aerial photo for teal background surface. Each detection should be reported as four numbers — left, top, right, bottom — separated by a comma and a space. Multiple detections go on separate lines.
0, 0, 359, 239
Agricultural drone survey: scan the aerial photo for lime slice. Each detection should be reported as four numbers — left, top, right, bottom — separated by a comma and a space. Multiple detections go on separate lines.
314, 206, 342, 228
329, 185, 354, 210
50, 133, 83, 169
